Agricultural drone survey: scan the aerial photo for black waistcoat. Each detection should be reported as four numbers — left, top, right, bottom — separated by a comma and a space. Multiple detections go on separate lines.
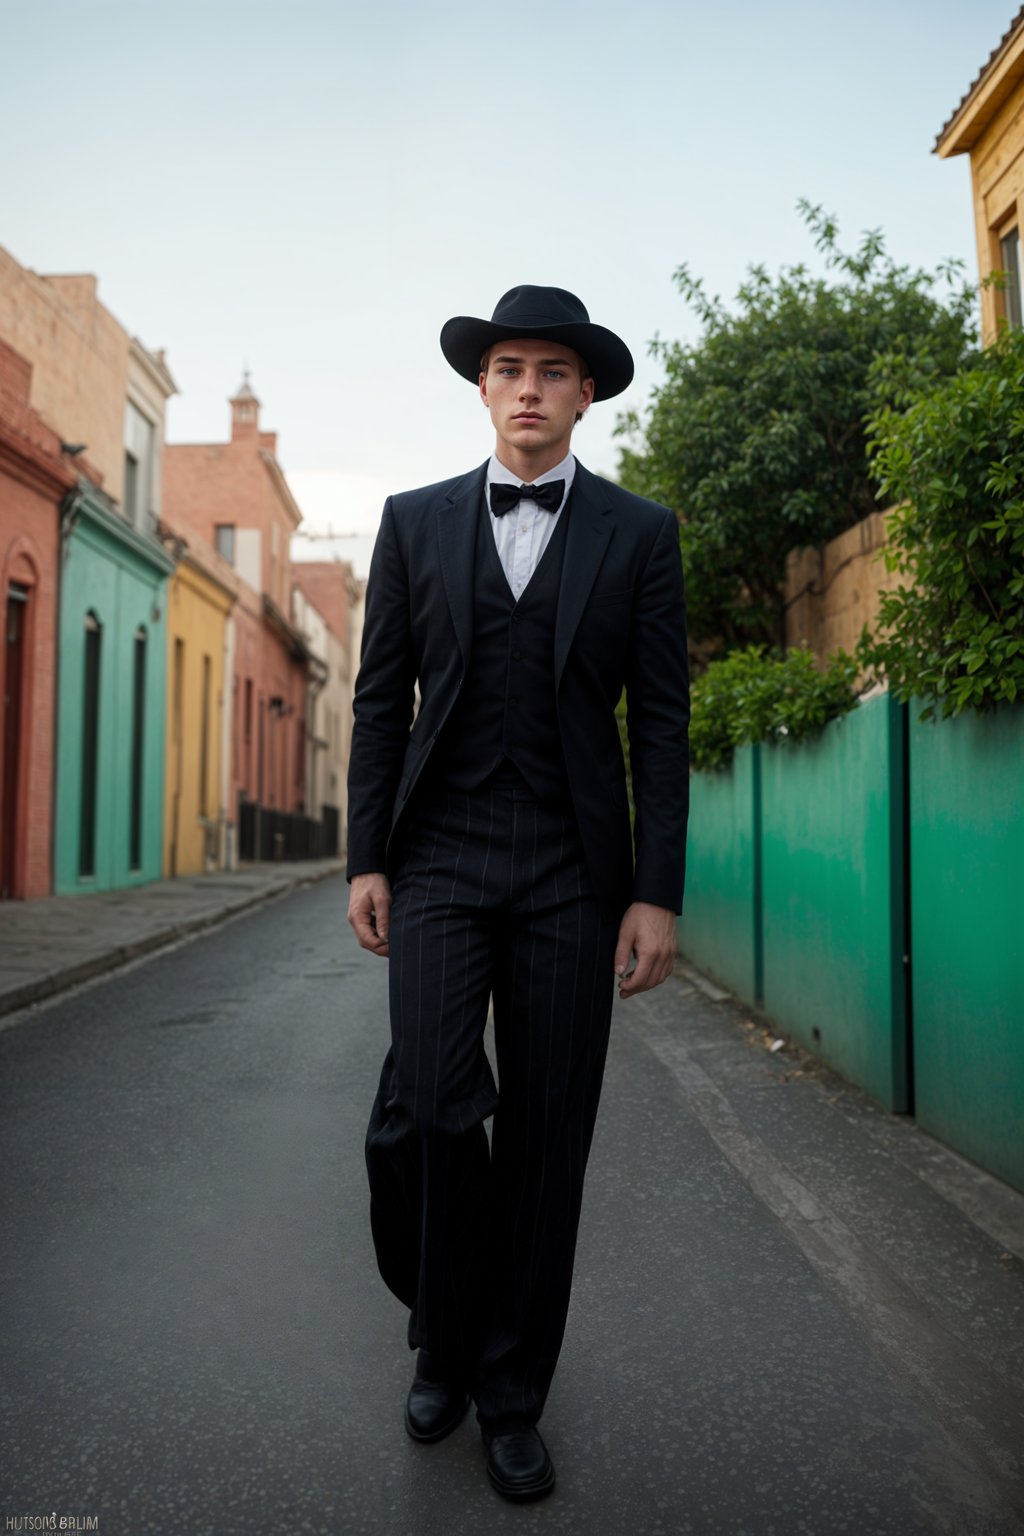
425, 491, 572, 801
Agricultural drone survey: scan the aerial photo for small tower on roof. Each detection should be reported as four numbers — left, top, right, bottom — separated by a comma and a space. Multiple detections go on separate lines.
230, 370, 260, 439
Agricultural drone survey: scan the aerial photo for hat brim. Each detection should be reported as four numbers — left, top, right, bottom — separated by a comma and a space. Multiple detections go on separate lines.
439, 316, 634, 402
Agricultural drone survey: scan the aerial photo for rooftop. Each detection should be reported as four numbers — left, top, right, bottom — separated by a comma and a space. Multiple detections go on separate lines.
935, 8, 1024, 156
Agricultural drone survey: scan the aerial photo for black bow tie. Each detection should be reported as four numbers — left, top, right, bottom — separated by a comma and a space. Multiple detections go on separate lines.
489, 480, 565, 517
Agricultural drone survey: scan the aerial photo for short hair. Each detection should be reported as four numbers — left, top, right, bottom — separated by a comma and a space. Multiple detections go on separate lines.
480, 345, 592, 424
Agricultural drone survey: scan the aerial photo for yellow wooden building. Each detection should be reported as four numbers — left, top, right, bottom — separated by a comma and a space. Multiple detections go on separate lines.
162, 547, 236, 877
936, 11, 1024, 344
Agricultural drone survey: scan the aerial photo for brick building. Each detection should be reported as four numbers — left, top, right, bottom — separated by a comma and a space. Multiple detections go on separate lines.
0, 245, 175, 896
292, 560, 362, 842
163, 378, 318, 855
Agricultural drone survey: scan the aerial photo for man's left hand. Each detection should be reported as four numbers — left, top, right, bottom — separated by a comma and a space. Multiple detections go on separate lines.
614, 902, 677, 999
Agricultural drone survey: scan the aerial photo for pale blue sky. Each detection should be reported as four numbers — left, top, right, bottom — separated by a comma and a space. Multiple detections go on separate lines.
2, 1, 1012, 570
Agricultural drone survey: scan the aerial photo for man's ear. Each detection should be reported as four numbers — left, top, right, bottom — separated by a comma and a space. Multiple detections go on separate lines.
479, 373, 489, 407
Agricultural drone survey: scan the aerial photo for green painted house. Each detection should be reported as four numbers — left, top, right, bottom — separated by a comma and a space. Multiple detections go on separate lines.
54, 483, 175, 894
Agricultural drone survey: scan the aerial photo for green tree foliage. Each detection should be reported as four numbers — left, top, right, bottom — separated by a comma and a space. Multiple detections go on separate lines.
859, 327, 1024, 718
618, 203, 976, 654
689, 645, 860, 772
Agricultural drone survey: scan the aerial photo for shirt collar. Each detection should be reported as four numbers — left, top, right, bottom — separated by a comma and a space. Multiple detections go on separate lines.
487, 450, 575, 514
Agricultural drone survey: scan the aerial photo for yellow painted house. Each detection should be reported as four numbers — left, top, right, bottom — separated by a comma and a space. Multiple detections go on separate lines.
936, 9, 1024, 344
162, 544, 237, 877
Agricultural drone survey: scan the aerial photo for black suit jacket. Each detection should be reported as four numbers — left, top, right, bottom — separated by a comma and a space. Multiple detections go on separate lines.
346, 459, 690, 913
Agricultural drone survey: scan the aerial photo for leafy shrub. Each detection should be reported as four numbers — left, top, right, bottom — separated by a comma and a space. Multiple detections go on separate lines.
689, 645, 861, 771
617, 202, 975, 652
861, 326, 1024, 718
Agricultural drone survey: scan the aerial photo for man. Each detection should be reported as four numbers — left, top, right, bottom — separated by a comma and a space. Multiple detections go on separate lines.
347, 285, 689, 1502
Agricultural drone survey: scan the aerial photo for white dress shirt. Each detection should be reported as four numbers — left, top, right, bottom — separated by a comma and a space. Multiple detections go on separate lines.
486, 450, 576, 601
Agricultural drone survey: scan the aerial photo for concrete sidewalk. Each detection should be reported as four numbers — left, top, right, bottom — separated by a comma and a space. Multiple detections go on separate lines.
0, 858, 346, 1021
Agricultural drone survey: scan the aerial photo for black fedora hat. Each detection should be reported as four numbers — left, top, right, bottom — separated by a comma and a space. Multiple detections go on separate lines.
440, 285, 634, 402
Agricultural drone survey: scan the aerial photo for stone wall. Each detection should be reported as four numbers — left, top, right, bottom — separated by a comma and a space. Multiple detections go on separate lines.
784, 510, 903, 666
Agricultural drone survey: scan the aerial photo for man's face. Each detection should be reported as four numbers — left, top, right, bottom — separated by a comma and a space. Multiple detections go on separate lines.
479, 338, 594, 466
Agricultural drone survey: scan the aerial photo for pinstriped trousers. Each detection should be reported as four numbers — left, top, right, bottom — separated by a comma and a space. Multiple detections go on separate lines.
365, 777, 620, 1428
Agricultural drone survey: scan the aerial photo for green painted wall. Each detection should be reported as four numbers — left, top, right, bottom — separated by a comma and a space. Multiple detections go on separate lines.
678, 744, 760, 1005
55, 494, 173, 894
910, 702, 1024, 1193
679, 688, 1021, 1188
760, 694, 910, 1112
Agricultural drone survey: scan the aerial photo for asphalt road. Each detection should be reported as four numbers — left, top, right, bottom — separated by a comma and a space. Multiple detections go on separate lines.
1, 876, 1022, 1536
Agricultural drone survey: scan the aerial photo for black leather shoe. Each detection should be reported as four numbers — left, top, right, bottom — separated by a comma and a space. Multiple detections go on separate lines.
404, 1356, 469, 1444
482, 1423, 555, 1501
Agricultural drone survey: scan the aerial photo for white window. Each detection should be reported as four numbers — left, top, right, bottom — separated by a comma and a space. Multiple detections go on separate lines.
215, 524, 236, 564
124, 400, 155, 532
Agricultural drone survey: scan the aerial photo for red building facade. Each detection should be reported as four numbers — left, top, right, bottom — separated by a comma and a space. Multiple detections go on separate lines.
163, 378, 312, 840
0, 339, 84, 897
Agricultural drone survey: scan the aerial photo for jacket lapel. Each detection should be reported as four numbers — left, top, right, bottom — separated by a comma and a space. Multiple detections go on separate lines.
437, 461, 488, 666
554, 460, 613, 685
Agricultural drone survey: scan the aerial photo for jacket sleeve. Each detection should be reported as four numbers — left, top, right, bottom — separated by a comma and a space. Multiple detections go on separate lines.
346, 498, 416, 879
625, 508, 690, 913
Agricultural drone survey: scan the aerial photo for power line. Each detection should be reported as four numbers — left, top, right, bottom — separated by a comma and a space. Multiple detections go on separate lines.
293, 527, 367, 542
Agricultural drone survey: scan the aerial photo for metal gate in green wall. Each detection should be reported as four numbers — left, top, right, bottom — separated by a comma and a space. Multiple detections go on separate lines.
908, 703, 1024, 1192
759, 693, 910, 1114
677, 742, 761, 1006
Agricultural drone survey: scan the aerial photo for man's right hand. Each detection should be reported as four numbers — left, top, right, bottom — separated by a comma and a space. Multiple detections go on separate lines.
347, 872, 393, 958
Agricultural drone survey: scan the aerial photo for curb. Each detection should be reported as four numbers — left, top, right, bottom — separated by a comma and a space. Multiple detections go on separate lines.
0, 861, 344, 1022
